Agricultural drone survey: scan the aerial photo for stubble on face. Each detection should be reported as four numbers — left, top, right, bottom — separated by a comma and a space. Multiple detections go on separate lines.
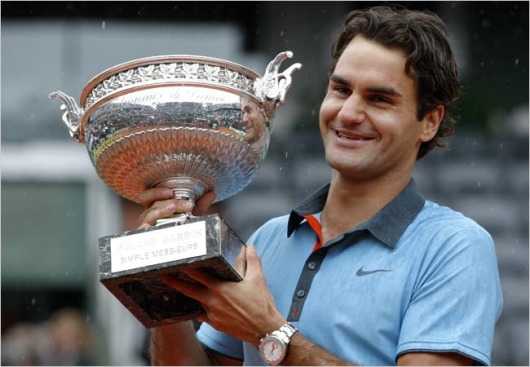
319, 36, 427, 184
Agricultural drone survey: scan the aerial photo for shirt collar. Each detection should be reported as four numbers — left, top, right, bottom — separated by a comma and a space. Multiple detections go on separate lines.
287, 179, 425, 248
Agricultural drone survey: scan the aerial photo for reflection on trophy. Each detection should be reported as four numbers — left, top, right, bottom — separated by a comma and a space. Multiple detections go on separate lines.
49, 52, 301, 327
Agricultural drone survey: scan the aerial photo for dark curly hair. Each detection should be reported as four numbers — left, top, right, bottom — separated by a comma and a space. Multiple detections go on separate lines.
329, 6, 461, 159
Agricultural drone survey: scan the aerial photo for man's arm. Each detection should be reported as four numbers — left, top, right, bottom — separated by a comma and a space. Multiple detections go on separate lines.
165, 247, 475, 367
150, 322, 243, 366
283, 335, 473, 366
150, 322, 210, 365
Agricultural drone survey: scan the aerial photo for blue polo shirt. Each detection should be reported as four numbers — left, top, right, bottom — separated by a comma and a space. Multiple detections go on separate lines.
197, 180, 503, 365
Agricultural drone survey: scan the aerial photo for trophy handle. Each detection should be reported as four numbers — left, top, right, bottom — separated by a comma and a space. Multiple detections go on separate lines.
277, 62, 303, 105
49, 91, 84, 143
256, 51, 302, 124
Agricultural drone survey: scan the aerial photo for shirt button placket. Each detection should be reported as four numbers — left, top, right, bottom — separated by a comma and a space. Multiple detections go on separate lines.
296, 289, 306, 298
287, 248, 329, 322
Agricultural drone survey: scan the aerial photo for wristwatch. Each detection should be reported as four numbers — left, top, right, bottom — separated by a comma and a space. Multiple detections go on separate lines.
258, 322, 298, 365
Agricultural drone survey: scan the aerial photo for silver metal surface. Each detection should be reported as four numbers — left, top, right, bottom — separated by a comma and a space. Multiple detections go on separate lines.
49, 52, 301, 326
49, 52, 301, 204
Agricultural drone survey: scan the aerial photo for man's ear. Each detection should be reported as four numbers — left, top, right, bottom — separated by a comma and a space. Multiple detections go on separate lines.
420, 105, 444, 142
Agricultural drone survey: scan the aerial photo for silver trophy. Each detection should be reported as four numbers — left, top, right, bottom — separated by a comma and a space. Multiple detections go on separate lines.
49, 52, 301, 328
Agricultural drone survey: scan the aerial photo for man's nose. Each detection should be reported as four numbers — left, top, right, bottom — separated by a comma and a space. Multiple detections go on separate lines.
337, 94, 366, 124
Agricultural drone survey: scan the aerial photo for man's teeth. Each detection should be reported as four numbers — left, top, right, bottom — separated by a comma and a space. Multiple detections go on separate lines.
338, 133, 369, 140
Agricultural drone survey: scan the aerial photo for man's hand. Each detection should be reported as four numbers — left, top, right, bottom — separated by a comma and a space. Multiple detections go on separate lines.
137, 187, 217, 228
162, 244, 287, 347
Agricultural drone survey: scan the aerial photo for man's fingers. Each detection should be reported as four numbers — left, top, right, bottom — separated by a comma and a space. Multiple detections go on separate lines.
161, 275, 206, 302
138, 187, 174, 208
137, 200, 192, 227
137, 188, 215, 229
138, 200, 177, 228
245, 243, 261, 266
137, 198, 195, 228
192, 191, 217, 216
183, 268, 220, 287
244, 244, 262, 274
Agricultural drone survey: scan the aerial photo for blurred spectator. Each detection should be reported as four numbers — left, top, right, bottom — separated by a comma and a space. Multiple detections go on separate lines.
1, 322, 39, 365
1, 308, 95, 366
39, 308, 95, 366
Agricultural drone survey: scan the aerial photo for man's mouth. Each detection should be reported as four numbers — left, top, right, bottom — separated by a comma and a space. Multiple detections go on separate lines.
336, 131, 372, 141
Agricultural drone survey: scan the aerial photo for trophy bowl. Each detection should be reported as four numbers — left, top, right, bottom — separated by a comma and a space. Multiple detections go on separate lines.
49, 52, 301, 327
50, 52, 301, 204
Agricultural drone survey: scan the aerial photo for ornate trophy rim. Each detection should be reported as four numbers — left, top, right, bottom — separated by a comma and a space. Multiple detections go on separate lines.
80, 54, 260, 106
76, 54, 264, 143
50, 51, 302, 144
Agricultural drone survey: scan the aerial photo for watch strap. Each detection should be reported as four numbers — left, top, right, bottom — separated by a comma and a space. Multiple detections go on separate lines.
274, 322, 298, 342
261, 322, 298, 344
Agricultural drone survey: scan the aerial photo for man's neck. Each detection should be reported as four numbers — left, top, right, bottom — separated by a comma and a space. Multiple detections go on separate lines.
320, 172, 412, 244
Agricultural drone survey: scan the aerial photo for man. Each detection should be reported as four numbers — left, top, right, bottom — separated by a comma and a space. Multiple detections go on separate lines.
139, 6, 503, 366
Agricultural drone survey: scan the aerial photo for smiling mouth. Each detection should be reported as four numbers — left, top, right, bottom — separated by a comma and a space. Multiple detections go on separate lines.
336, 132, 372, 141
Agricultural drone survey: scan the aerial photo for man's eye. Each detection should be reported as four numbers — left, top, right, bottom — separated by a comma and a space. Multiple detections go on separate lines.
332, 86, 350, 95
370, 95, 392, 103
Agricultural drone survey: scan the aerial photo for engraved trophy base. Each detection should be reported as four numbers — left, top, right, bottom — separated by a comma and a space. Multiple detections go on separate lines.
98, 214, 246, 328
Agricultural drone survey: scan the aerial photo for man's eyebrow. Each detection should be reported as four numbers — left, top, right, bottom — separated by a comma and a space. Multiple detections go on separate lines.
367, 86, 402, 97
330, 74, 403, 97
329, 74, 350, 86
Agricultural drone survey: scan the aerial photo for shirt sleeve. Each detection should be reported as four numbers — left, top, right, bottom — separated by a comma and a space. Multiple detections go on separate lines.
396, 223, 503, 365
196, 322, 244, 360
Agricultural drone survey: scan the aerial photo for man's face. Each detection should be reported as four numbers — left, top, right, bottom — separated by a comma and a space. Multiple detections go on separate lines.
319, 36, 441, 182
241, 99, 265, 144
242, 101, 260, 129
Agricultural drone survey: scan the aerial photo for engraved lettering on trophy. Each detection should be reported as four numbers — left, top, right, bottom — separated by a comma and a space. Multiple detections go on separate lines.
110, 221, 207, 273
49, 52, 301, 327
114, 88, 229, 106
120, 251, 150, 265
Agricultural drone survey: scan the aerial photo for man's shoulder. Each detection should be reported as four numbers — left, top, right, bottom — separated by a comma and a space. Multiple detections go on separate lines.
412, 200, 493, 246
249, 213, 291, 240
261, 213, 291, 228
419, 200, 488, 229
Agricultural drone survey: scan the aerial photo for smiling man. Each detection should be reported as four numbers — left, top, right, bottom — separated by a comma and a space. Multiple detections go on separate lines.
141, 6, 503, 366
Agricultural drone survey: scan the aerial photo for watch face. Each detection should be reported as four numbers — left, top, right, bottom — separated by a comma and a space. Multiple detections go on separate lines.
261, 337, 286, 364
